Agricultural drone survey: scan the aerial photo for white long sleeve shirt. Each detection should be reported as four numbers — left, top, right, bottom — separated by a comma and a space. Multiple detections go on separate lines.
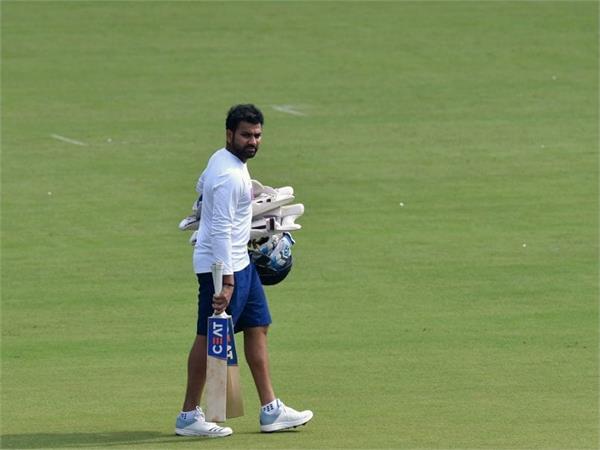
193, 148, 253, 275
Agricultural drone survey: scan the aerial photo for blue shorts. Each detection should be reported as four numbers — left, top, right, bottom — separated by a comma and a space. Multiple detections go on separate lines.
196, 262, 272, 335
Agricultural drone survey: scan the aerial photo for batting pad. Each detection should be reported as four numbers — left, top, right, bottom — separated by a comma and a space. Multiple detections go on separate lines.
250, 203, 304, 240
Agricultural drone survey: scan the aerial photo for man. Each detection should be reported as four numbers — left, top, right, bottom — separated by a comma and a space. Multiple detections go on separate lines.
175, 104, 313, 438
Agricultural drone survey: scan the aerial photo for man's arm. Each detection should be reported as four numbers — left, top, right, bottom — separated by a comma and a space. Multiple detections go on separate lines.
210, 173, 239, 313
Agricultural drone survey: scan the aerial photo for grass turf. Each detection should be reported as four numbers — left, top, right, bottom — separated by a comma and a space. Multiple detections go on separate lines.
1, 1, 598, 449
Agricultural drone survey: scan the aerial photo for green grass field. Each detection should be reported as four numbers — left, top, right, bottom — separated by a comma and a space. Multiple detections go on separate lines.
1, 1, 598, 449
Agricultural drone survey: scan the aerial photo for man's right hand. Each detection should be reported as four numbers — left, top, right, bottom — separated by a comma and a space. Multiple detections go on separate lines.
212, 285, 234, 314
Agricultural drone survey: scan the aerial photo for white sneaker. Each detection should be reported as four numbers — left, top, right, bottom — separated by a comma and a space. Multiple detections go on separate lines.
175, 406, 233, 437
260, 399, 313, 433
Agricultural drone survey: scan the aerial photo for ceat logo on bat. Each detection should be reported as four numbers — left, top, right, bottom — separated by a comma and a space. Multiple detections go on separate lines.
207, 317, 229, 360
227, 317, 239, 366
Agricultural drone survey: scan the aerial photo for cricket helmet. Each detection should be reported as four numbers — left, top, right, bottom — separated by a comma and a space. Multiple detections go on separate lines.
249, 233, 295, 285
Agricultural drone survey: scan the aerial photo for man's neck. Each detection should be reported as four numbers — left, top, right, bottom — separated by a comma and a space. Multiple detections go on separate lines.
226, 147, 246, 163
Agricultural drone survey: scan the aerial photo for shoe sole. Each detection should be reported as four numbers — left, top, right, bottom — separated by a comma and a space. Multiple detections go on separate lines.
175, 428, 233, 438
260, 414, 313, 433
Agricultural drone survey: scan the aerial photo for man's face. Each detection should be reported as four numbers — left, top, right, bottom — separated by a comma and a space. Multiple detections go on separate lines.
226, 121, 262, 162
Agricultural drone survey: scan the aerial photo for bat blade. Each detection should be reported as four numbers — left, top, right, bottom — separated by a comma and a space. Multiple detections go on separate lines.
205, 314, 228, 422
226, 317, 244, 418
205, 261, 227, 423
226, 367, 244, 418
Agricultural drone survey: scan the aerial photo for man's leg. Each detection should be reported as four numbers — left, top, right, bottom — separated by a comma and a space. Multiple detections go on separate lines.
182, 335, 207, 411
175, 272, 233, 438
244, 325, 313, 433
238, 265, 312, 432
243, 326, 276, 405
176, 334, 233, 437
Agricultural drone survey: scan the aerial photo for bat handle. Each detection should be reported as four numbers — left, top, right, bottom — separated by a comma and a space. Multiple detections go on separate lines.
211, 261, 228, 317
211, 261, 224, 293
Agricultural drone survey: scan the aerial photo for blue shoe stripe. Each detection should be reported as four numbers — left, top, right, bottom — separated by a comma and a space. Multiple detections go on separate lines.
260, 411, 281, 426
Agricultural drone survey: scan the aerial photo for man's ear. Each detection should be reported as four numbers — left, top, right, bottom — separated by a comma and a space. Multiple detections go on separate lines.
226, 129, 233, 146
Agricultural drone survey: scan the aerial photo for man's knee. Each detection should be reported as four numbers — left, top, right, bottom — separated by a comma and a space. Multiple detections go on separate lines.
244, 325, 269, 338
243, 327, 269, 362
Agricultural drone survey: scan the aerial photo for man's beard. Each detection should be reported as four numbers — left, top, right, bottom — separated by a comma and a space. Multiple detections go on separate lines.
230, 140, 258, 161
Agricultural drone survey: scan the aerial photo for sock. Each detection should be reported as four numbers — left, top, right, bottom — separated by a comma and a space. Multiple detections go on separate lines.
261, 399, 280, 414
180, 408, 198, 420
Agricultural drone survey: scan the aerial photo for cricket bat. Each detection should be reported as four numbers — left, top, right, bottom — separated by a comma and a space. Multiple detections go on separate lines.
205, 262, 244, 422
205, 262, 228, 422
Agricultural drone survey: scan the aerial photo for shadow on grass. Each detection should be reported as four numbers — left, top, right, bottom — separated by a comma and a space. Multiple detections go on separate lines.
0, 431, 188, 448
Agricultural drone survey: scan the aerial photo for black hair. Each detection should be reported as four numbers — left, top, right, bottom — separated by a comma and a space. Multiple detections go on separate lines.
225, 104, 264, 132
